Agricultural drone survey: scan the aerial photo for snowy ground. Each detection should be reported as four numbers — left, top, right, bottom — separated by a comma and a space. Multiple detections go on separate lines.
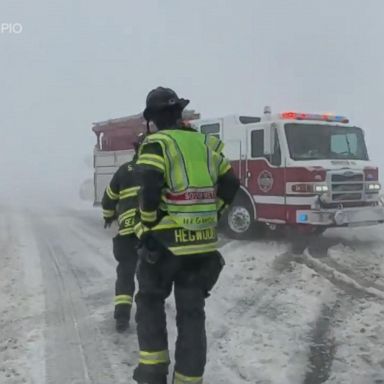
1, 204, 384, 384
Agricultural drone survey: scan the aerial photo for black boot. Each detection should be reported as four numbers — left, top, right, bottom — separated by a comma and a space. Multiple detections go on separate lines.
115, 317, 129, 333
114, 304, 131, 332
133, 365, 168, 384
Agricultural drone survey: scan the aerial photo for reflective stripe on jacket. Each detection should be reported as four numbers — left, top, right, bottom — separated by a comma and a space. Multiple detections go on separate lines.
101, 161, 140, 236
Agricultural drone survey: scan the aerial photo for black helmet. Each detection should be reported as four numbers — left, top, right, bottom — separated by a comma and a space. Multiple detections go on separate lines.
143, 87, 190, 121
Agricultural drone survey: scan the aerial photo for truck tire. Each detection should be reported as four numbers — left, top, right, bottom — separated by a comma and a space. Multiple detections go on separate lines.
223, 197, 256, 240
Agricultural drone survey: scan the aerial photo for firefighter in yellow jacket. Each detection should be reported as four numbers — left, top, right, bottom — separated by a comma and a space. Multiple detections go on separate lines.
102, 138, 143, 332
132, 87, 240, 384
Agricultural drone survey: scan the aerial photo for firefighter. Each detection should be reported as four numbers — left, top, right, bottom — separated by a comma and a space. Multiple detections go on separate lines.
132, 87, 240, 384
102, 136, 143, 333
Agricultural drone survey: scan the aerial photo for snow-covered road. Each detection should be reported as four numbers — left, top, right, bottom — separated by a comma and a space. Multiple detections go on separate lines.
1, 205, 384, 384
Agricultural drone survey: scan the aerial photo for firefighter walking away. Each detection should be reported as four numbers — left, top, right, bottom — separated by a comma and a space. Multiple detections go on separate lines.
132, 87, 240, 384
102, 136, 143, 332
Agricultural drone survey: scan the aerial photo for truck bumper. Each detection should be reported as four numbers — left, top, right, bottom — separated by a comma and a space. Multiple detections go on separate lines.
296, 205, 384, 227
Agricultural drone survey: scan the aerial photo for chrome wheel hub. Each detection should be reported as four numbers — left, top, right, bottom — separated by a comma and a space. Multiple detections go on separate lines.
228, 206, 251, 233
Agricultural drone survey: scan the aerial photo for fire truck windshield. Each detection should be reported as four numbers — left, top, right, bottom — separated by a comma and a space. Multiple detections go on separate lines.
284, 123, 369, 161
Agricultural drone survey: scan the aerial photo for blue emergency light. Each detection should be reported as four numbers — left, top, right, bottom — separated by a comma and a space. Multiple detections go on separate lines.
298, 213, 309, 223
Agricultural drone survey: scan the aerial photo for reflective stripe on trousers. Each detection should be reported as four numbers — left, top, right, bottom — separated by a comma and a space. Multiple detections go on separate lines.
173, 371, 203, 384
139, 350, 170, 365
114, 294, 133, 306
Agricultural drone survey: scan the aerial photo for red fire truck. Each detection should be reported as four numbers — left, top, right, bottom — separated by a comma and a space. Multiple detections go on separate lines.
92, 107, 384, 238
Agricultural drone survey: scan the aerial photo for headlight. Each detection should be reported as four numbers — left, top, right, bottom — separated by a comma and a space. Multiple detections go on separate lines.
315, 185, 328, 193
367, 183, 381, 191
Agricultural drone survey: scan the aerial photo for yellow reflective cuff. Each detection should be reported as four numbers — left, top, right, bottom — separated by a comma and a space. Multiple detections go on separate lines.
174, 372, 203, 384
140, 209, 157, 223
119, 186, 140, 199
114, 295, 132, 305
137, 154, 165, 172
169, 242, 218, 256
139, 350, 170, 365
106, 185, 119, 200
103, 209, 115, 218
219, 159, 231, 176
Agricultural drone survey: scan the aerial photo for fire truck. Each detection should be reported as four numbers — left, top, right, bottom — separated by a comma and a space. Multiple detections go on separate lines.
92, 107, 384, 238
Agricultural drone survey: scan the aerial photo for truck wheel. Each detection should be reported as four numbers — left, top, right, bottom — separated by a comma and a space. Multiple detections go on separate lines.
224, 199, 255, 239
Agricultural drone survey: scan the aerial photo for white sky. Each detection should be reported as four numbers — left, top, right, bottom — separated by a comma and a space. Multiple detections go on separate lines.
1, 0, 384, 203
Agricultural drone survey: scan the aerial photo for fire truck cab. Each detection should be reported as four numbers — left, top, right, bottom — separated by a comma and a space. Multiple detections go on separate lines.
190, 108, 384, 238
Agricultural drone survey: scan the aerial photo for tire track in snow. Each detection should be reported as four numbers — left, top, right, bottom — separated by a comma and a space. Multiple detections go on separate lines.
32, 216, 117, 384
316, 255, 384, 293
293, 241, 339, 384
299, 249, 384, 301
297, 235, 384, 384
206, 240, 332, 384
303, 303, 337, 384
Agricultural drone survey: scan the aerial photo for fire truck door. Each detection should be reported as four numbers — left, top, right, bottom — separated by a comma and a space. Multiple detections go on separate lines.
246, 124, 270, 191
246, 124, 286, 218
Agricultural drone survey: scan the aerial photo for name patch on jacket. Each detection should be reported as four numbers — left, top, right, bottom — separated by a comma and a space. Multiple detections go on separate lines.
174, 228, 216, 243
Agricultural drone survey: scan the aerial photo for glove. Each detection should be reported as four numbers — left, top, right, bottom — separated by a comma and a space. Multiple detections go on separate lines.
104, 216, 115, 229
137, 232, 162, 264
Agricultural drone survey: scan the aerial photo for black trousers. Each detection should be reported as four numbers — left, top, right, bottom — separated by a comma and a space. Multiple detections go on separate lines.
133, 250, 224, 384
113, 234, 139, 320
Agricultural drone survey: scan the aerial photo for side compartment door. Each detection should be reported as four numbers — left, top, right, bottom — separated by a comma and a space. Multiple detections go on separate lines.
93, 150, 134, 205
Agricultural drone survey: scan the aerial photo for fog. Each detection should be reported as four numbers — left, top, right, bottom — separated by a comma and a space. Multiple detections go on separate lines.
1, 0, 384, 205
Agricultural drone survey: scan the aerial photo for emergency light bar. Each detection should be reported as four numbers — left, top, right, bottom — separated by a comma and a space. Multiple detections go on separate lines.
281, 112, 349, 124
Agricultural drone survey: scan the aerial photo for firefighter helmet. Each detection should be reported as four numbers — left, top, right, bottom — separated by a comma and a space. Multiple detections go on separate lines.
143, 87, 190, 121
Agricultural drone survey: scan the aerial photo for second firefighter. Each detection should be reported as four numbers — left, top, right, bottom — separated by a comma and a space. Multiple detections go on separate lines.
102, 139, 142, 332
